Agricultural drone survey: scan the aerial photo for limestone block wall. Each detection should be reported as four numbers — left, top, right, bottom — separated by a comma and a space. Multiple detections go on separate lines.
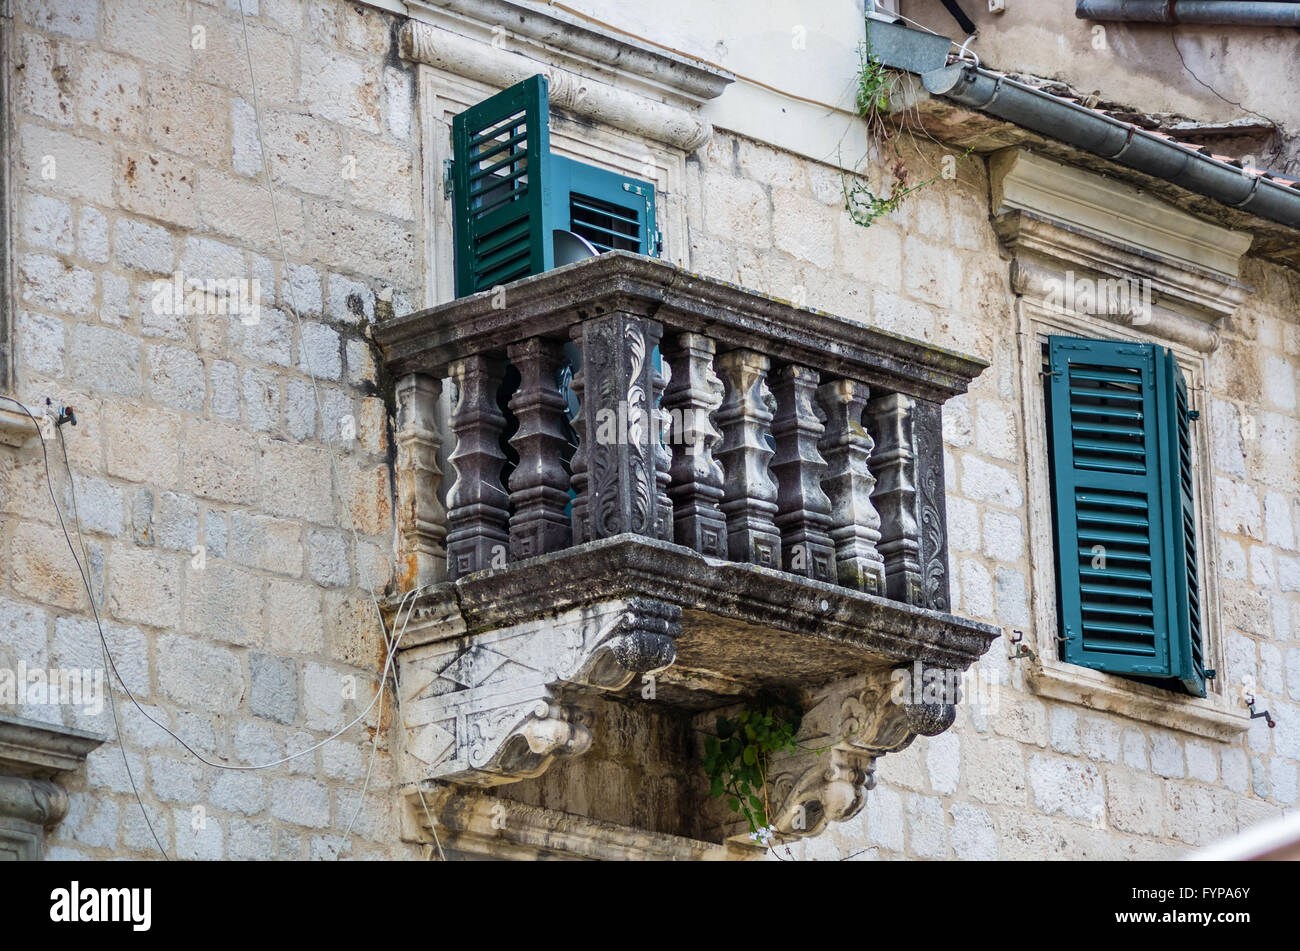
2, 0, 421, 859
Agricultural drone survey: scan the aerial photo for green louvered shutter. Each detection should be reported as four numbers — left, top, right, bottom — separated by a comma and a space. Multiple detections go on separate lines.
1047, 336, 1175, 679
1160, 349, 1208, 697
554, 156, 657, 254
452, 74, 559, 296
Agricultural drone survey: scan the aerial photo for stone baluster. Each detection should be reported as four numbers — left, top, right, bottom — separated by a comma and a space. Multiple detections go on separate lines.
770, 365, 836, 582
395, 373, 446, 588
506, 338, 572, 558
569, 313, 670, 542
816, 378, 886, 595
445, 355, 510, 580
661, 333, 727, 557
864, 393, 949, 610
715, 349, 781, 569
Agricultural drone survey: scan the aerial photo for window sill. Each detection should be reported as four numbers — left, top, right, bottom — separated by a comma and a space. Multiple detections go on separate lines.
1027, 658, 1250, 742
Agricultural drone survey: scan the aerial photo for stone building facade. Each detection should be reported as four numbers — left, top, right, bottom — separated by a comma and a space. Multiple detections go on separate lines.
0, 0, 1296, 860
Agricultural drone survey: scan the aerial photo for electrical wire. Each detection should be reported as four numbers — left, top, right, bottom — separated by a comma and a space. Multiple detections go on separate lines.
0, 396, 170, 858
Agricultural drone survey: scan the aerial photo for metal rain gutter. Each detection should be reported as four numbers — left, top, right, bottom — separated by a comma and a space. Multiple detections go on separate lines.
1077, 1, 1300, 26
916, 63, 1300, 230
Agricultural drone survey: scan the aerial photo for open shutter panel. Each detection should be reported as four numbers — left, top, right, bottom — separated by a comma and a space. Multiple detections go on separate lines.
1047, 336, 1174, 679
452, 74, 555, 297
1160, 350, 1207, 697
553, 156, 656, 255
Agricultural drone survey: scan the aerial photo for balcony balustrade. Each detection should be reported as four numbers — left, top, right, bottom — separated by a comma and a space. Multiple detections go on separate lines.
375, 253, 998, 855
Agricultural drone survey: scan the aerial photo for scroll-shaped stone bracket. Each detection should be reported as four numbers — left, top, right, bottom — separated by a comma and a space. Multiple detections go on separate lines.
398, 596, 681, 787
707, 664, 958, 842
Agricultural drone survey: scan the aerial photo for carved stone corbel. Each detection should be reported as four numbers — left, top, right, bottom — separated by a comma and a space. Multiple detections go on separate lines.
708, 664, 957, 841
399, 596, 681, 787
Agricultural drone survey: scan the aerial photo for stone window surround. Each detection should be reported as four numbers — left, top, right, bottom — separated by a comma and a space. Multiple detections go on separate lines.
990, 146, 1255, 743
1015, 298, 1250, 741
0, 714, 105, 860
393, 2, 734, 309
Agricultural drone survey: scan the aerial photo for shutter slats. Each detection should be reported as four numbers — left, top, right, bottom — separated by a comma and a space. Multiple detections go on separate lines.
1048, 336, 1206, 694
1161, 349, 1207, 696
453, 76, 659, 297
1048, 336, 1174, 679
452, 75, 552, 297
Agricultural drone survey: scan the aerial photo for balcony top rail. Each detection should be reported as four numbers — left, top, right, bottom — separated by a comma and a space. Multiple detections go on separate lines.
376, 252, 988, 404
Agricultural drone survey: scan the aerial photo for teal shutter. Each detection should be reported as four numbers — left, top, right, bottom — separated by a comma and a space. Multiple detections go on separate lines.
554, 156, 657, 254
1046, 336, 1206, 695
1160, 349, 1207, 697
1047, 337, 1174, 679
451, 74, 557, 296
452, 75, 658, 298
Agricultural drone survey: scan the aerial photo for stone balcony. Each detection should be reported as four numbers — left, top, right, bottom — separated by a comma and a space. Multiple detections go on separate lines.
375, 253, 998, 858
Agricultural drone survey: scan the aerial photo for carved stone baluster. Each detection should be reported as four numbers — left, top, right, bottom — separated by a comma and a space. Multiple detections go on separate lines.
506, 338, 571, 558
864, 393, 949, 610
395, 373, 446, 588
714, 349, 781, 569
912, 398, 950, 612
445, 355, 510, 580
570, 313, 669, 542
816, 378, 886, 595
661, 333, 726, 557
770, 365, 836, 581
864, 392, 920, 605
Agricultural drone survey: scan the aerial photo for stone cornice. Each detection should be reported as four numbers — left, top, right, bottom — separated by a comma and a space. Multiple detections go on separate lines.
0, 714, 106, 779
991, 149, 1253, 281
403, 784, 735, 860
398, 3, 731, 151
377, 252, 990, 404
0, 404, 40, 449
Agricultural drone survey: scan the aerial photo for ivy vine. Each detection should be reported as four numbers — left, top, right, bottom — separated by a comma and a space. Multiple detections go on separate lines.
842, 39, 972, 228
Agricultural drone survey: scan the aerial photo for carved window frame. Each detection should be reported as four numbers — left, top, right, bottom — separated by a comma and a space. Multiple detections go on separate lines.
1016, 296, 1249, 740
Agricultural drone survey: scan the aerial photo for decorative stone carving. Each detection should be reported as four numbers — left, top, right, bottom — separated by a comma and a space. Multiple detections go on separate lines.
770, 364, 835, 582
912, 398, 950, 613
661, 332, 727, 557
570, 314, 672, 544
445, 355, 510, 580
506, 338, 572, 559
399, 596, 681, 787
715, 349, 781, 568
395, 374, 447, 588
864, 392, 921, 605
816, 378, 886, 594
864, 393, 949, 610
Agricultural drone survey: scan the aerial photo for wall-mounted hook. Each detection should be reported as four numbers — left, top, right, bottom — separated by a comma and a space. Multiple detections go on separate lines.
1007, 629, 1035, 661
1240, 678, 1276, 728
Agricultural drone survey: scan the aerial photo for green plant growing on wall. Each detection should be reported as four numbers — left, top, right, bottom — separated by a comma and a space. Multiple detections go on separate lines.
843, 40, 970, 228
701, 702, 801, 844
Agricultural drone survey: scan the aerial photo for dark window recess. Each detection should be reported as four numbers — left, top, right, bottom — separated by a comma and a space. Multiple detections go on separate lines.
569, 192, 642, 253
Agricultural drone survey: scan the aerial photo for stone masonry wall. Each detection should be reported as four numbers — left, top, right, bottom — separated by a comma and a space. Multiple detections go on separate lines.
2, 0, 421, 859
2, 0, 1298, 861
